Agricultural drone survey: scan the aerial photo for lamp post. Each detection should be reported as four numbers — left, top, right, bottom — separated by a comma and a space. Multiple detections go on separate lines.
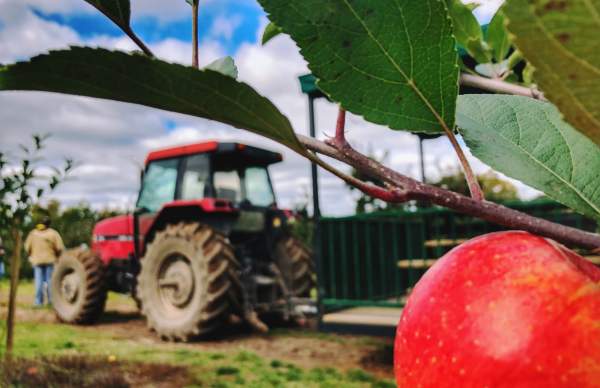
299, 74, 328, 327
299, 74, 327, 219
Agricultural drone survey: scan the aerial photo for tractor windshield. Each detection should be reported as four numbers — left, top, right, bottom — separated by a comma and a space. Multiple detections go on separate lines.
137, 158, 179, 212
181, 154, 211, 200
214, 166, 275, 207
244, 167, 275, 206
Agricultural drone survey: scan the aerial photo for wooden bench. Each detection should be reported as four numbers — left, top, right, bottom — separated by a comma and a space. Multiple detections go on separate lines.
397, 259, 436, 269
423, 238, 468, 248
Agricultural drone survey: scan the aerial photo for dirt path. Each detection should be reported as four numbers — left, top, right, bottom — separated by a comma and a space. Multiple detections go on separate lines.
1, 290, 394, 380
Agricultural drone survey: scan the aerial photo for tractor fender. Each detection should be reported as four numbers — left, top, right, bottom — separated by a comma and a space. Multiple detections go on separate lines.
142, 199, 240, 247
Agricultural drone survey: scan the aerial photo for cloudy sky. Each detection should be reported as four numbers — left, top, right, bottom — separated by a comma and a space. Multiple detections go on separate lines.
1, 0, 527, 216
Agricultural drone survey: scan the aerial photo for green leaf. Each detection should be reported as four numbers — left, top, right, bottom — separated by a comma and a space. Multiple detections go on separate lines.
522, 62, 535, 86
83, 0, 152, 57
84, 0, 131, 31
446, 0, 491, 63
457, 94, 600, 221
486, 11, 510, 62
475, 60, 508, 78
504, 0, 600, 147
0, 47, 306, 155
258, 0, 459, 133
261, 22, 283, 45
464, 2, 481, 12
204, 56, 238, 78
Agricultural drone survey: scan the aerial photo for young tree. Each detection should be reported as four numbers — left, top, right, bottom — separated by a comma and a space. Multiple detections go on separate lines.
0, 135, 72, 357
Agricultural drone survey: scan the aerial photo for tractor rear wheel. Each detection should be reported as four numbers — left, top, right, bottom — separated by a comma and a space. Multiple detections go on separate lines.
276, 237, 316, 297
51, 248, 107, 324
136, 222, 239, 341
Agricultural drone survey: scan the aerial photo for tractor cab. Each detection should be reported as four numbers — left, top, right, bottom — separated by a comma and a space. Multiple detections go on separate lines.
137, 142, 282, 214
134, 142, 289, 259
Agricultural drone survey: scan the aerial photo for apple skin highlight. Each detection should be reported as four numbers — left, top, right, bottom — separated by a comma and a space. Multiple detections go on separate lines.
394, 231, 600, 388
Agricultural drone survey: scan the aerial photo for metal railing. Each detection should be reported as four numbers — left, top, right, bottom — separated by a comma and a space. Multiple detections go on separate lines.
317, 199, 598, 309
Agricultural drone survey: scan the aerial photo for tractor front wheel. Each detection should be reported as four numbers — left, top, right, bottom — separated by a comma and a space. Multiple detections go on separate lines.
136, 223, 239, 341
51, 248, 107, 324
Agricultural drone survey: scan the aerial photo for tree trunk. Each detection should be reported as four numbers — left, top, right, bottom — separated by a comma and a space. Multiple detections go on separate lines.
5, 228, 23, 358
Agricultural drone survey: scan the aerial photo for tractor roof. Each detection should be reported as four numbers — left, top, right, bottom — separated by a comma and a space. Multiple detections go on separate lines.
145, 141, 283, 166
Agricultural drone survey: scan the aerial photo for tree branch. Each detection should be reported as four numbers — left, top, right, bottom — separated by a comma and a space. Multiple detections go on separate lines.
304, 151, 400, 204
297, 134, 600, 250
460, 73, 545, 100
443, 127, 484, 201
329, 105, 483, 201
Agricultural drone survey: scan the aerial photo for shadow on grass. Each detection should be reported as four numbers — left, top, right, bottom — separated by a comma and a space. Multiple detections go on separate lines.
185, 314, 313, 343
95, 311, 141, 325
360, 342, 394, 370
0, 355, 191, 388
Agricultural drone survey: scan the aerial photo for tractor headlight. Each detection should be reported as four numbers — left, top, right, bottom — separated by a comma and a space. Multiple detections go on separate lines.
272, 217, 282, 228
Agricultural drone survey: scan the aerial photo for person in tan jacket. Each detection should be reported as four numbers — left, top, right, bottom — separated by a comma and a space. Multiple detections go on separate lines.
24, 217, 64, 306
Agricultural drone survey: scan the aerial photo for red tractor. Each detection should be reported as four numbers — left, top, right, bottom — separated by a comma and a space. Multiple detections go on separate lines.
51, 141, 315, 341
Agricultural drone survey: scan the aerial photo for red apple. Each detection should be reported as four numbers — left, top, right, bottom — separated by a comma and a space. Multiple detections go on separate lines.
394, 231, 600, 387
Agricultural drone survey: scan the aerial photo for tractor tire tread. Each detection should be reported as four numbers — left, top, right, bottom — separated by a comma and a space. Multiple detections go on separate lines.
137, 222, 239, 341
278, 237, 316, 298
52, 248, 107, 324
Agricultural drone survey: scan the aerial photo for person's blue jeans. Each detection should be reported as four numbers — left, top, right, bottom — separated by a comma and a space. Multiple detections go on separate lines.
34, 264, 53, 306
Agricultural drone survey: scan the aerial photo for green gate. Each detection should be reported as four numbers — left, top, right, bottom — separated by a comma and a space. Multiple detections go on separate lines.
316, 199, 598, 309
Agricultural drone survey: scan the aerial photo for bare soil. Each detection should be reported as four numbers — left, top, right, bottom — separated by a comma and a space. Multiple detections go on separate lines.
1, 288, 395, 381
1, 355, 192, 388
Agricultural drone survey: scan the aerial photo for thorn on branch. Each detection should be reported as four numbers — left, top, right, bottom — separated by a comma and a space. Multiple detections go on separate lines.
326, 107, 350, 150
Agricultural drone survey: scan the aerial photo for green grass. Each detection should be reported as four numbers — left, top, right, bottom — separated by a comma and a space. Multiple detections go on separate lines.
270, 328, 387, 347
0, 279, 35, 307
0, 321, 394, 387
0, 279, 137, 311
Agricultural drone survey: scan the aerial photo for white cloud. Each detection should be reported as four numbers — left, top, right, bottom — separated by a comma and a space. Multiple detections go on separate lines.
19, 0, 89, 15
19, 0, 260, 23
462, 0, 505, 23
19, 0, 192, 23
210, 14, 243, 41
0, 1, 80, 62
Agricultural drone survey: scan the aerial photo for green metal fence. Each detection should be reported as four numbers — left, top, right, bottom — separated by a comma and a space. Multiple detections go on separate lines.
317, 200, 598, 309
